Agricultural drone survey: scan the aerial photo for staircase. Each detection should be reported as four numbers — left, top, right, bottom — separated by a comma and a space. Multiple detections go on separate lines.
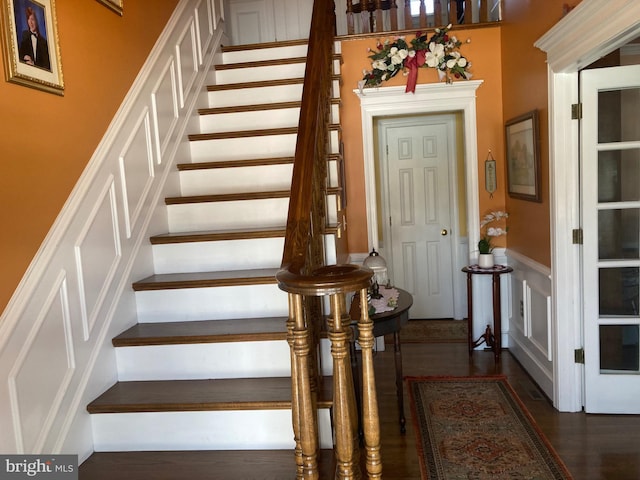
79, 39, 344, 478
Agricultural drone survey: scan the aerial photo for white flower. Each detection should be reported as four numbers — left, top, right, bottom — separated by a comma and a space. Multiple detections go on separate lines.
398, 48, 409, 59
390, 53, 403, 65
389, 46, 398, 55
458, 57, 467, 67
425, 42, 444, 68
408, 49, 416, 58
372, 59, 387, 71
487, 227, 507, 237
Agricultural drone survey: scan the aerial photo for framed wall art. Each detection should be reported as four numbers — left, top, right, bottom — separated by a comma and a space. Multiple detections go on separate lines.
505, 109, 541, 202
0, 0, 63, 95
96, 0, 123, 16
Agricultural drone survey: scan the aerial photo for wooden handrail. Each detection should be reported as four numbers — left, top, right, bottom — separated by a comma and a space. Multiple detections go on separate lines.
277, 0, 380, 477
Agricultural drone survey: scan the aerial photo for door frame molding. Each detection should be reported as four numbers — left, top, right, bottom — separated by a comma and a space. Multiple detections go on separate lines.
355, 80, 483, 320
536, 0, 640, 412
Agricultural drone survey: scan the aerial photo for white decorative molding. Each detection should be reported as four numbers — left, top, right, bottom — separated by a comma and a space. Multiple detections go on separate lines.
0, 0, 224, 459
356, 81, 483, 322
119, 108, 155, 239
151, 58, 179, 164
176, 19, 198, 109
8, 271, 74, 453
355, 81, 483, 260
75, 177, 121, 341
534, 0, 640, 412
535, 0, 640, 72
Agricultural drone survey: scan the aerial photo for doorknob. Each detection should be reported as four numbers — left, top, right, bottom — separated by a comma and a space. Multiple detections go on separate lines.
441, 229, 448, 236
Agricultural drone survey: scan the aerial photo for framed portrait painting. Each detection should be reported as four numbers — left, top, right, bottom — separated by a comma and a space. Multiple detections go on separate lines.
505, 110, 541, 202
0, 0, 63, 95
96, 0, 123, 16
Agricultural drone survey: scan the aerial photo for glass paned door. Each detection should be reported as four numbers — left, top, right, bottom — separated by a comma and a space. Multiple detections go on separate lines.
582, 65, 640, 413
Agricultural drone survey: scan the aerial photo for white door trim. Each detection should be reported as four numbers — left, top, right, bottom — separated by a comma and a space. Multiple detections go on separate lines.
535, 0, 640, 412
355, 81, 483, 320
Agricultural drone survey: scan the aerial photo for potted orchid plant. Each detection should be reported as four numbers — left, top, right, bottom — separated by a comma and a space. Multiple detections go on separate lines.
478, 211, 508, 268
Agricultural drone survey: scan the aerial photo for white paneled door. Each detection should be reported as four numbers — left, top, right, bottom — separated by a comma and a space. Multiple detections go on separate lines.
582, 64, 640, 413
381, 115, 456, 318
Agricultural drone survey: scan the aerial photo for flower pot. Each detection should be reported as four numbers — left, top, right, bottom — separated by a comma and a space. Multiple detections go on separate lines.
478, 253, 494, 269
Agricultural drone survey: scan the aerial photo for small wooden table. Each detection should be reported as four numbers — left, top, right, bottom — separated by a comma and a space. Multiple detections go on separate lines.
462, 264, 513, 362
350, 288, 413, 433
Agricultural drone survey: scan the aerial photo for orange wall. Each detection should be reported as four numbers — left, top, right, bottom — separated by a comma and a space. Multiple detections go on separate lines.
339, 26, 506, 255
500, 0, 570, 266
0, 1, 179, 314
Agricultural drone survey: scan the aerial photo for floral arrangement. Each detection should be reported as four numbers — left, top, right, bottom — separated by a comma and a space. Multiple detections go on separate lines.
478, 211, 508, 254
361, 24, 471, 93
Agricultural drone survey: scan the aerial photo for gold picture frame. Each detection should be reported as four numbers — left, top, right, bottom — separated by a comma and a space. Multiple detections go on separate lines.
505, 110, 542, 202
96, 0, 123, 16
0, 0, 64, 95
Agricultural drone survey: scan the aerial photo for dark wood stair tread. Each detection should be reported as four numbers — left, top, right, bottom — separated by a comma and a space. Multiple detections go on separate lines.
149, 224, 339, 245
113, 317, 288, 346
87, 376, 333, 413
189, 124, 340, 142
165, 186, 341, 206
79, 449, 335, 480
177, 152, 340, 171
198, 98, 339, 116
216, 56, 307, 70
222, 38, 308, 52
207, 77, 303, 91
132, 268, 279, 291
178, 156, 295, 170
165, 189, 290, 205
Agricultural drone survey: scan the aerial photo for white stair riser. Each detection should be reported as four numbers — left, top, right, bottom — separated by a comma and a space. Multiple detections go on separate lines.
153, 237, 285, 273
199, 107, 300, 133
167, 198, 289, 232
189, 130, 340, 163
190, 134, 297, 162
135, 284, 289, 323
92, 409, 333, 451
199, 103, 340, 134
208, 83, 303, 108
179, 158, 338, 197
215, 62, 306, 84
179, 164, 293, 196
153, 234, 338, 274
116, 341, 291, 381
221, 44, 308, 64
167, 196, 339, 233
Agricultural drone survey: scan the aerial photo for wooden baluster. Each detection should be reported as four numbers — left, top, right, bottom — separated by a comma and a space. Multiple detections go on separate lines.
465, 0, 472, 23
346, 0, 355, 34
404, 0, 412, 30
358, 287, 383, 479
434, 0, 442, 26
479, 0, 488, 23
290, 293, 319, 479
449, 0, 456, 23
286, 295, 304, 478
374, 0, 384, 33
419, 0, 427, 28
361, 0, 371, 33
328, 292, 360, 479
390, 0, 398, 31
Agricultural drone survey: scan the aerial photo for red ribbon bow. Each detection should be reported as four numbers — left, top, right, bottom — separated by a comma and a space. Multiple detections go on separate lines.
404, 50, 426, 93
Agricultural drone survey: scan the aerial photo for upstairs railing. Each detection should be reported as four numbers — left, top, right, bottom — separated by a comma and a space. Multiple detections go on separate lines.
340, 0, 501, 35
275, 0, 380, 478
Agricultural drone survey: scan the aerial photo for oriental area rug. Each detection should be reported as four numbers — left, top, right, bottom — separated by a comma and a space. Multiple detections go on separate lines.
407, 376, 573, 479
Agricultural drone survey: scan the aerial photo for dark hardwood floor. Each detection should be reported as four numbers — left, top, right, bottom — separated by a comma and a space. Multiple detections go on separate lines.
80, 335, 640, 479
378, 340, 640, 480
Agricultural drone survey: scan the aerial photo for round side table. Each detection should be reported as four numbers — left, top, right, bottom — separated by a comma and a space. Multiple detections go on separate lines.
462, 264, 513, 362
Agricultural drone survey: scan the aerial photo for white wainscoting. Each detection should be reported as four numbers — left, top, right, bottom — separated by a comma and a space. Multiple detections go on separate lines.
0, 0, 225, 462
506, 250, 554, 399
